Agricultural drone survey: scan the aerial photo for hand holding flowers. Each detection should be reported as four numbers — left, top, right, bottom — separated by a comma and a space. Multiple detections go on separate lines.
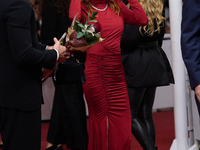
65, 12, 104, 52
42, 12, 103, 81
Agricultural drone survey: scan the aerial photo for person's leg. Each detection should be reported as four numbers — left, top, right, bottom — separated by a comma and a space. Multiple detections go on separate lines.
0, 107, 41, 150
128, 87, 156, 150
139, 87, 157, 144
46, 85, 64, 150
60, 83, 88, 149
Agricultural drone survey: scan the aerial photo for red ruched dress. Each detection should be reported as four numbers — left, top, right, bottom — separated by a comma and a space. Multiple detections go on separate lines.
69, 0, 148, 149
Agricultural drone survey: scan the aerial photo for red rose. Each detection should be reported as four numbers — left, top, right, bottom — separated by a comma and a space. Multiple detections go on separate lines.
93, 22, 102, 33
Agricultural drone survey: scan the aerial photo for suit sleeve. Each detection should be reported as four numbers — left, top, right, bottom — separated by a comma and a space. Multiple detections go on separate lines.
6, 1, 57, 69
120, 0, 148, 26
181, 0, 200, 90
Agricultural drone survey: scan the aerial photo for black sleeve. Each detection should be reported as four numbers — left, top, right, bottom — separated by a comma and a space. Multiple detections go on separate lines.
158, 8, 165, 47
121, 24, 141, 53
6, 1, 57, 69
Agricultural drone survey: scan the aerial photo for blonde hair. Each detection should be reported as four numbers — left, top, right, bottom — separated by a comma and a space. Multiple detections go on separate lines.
81, 0, 120, 15
139, 0, 165, 36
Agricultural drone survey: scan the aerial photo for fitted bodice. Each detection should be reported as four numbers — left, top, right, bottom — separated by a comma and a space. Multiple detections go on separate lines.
69, 0, 148, 54
89, 8, 124, 54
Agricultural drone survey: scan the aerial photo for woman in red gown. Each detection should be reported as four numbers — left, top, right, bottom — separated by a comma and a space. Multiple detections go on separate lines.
69, 0, 148, 149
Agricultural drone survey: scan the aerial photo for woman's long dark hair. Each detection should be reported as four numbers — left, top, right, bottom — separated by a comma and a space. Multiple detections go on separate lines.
39, 0, 70, 18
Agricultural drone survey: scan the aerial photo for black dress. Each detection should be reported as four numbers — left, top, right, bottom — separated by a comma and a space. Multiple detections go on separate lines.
40, 2, 88, 149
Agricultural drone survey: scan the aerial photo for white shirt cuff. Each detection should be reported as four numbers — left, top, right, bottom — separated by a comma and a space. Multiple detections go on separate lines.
45, 46, 59, 60
45, 45, 49, 50
54, 49, 59, 60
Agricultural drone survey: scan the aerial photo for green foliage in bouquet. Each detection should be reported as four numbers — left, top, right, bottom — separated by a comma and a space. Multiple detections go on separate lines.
73, 12, 101, 45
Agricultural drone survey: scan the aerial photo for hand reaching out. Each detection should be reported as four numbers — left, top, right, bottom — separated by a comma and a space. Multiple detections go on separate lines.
41, 38, 71, 80
53, 38, 71, 62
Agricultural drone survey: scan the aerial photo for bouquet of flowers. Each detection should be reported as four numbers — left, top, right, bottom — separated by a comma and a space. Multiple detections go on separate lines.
65, 12, 104, 52
42, 12, 103, 81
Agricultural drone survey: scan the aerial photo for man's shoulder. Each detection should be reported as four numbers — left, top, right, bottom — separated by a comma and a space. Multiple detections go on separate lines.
0, 0, 32, 11
0, 0, 33, 22
1, 0, 31, 5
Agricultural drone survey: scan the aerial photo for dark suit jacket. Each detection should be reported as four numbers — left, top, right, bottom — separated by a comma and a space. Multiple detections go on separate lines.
0, 0, 57, 111
181, 0, 200, 90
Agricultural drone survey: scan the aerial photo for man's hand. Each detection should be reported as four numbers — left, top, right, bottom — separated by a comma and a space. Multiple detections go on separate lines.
195, 84, 200, 102
46, 46, 53, 50
53, 38, 70, 62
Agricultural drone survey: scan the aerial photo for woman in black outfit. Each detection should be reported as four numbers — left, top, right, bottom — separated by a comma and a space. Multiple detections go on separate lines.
40, 0, 88, 150
121, 0, 174, 150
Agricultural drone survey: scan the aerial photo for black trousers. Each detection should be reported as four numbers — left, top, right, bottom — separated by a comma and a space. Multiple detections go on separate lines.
0, 107, 41, 150
128, 87, 156, 150
47, 83, 88, 149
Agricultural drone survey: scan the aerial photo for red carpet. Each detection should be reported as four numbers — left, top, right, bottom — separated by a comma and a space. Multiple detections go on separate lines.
41, 110, 175, 150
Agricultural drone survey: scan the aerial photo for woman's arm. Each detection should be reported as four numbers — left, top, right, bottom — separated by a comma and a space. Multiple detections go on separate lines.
120, 0, 148, 26
158, 9, 165, 47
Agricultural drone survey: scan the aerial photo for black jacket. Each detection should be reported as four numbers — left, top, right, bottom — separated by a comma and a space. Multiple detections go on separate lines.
121, 16, 174, 87
0, 0, 57, 110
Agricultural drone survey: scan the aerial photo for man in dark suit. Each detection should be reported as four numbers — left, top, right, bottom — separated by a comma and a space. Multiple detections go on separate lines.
0, 0, 70, 149
181, 0, 200, 117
